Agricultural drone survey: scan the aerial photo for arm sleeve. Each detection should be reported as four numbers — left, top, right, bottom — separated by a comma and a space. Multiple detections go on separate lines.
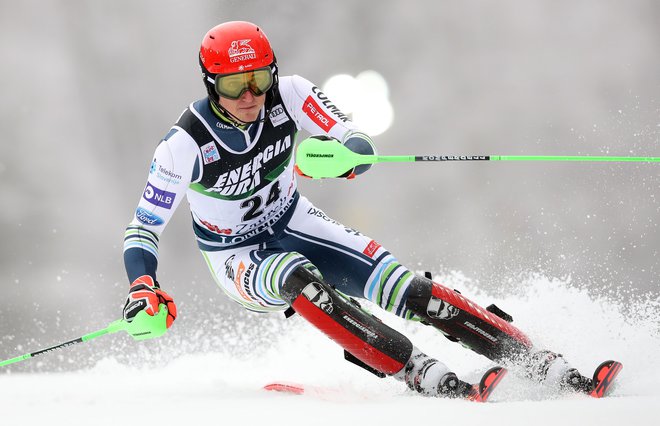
123, 128, 199, 283
279, 75, 377, 175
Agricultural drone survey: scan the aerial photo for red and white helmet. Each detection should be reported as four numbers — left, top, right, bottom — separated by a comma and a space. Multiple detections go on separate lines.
199, 21, 278, 102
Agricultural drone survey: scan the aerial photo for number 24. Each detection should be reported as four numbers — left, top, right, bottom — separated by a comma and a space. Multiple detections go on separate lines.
240, 181, 281, 221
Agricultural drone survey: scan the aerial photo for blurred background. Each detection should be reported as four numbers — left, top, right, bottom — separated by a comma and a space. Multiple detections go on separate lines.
1, 0, 658, 371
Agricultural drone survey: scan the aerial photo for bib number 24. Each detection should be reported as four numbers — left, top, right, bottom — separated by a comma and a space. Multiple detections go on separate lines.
240, 181, 282, 221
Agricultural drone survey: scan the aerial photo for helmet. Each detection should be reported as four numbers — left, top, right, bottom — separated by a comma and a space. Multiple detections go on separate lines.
199, 21, 278, 103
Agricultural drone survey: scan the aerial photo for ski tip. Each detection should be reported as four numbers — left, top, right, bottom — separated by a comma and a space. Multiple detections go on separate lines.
468, 366, 508, 403
264, 382, 305, 395
589, 360, 623, 398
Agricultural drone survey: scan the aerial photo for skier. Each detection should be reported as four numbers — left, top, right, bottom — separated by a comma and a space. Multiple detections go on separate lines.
122, 21, 597, 399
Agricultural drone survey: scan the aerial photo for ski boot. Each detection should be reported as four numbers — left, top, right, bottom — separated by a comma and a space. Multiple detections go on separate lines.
394, 347, 450, 397
394, 347, 506, 402
437, 372, 473, 398
560, 368, 592, 393
563, 361, 623, 398
526, 350, 622, 397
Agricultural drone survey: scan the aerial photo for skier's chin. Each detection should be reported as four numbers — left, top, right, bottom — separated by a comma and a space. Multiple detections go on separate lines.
235, 107, 260, 123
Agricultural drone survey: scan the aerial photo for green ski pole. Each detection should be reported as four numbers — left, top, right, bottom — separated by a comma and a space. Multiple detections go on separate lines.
295, 137, 660, 179
0, 305, 169, 368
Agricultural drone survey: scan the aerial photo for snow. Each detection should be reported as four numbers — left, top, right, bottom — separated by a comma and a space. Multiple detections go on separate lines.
1, 274, 657, 425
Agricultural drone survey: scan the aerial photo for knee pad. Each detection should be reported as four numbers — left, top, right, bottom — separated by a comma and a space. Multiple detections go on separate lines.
282, 266, 413, 375
406, 275, 533, 361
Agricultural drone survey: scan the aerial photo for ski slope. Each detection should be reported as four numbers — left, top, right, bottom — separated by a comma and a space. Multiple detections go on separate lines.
1, 273, 657, 425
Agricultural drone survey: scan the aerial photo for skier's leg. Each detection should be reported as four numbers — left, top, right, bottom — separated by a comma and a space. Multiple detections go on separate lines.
403, 274, 592, 390
279, 264, 475, 398
277, 197, 498, 396
280, 196, 590, 391
279, 196, 418, 317
280, 265, 411, 375
201, 242, 472, 397
200, 244, 293, 313
405, 274, 533, 361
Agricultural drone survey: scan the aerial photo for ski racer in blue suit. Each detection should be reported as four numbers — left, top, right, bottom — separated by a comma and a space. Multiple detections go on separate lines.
121, 21, 595, 398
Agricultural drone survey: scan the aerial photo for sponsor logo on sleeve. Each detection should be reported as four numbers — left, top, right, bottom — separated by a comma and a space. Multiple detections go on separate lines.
157, 166, 181, 185
135, 207, 164, 226
142, 183, 176, 209
150, 159, 182, 184
363, 240, 381, 258
311, 86, 349, 123
269, 104, 289, 127
303, 96, 337, 132
201, 141, 221, 165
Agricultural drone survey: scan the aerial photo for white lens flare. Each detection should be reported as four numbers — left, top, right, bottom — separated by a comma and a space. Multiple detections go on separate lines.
322, 74, 359, 114
322, 70, 394, 136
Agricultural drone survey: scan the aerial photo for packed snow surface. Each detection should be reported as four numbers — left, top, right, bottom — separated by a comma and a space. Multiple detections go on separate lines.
1, 274, 657, 425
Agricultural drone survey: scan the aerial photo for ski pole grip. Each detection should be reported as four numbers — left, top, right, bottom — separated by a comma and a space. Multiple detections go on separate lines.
121, 304, 169, 341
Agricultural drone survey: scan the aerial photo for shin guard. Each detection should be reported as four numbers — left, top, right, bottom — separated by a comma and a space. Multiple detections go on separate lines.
406, 276, 533, 362
281, 267, 413, 375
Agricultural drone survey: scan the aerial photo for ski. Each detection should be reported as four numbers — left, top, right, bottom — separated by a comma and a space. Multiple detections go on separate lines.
264, 366, 507, 402
263, 381, 350, 401
589, 360, 623, 398
467, 366, 507, 402
263, 382, 306, 395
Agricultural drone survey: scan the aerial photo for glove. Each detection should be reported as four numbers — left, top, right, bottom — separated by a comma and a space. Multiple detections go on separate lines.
123, 275, 177, 328
342, 132, 376, 176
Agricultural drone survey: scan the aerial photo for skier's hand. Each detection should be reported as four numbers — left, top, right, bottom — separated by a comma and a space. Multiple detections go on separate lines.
123, 275, 177, 328
342, 132, 376, 177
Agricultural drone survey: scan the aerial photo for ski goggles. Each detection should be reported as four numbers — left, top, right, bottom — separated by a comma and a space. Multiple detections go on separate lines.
214, 67, 274, 99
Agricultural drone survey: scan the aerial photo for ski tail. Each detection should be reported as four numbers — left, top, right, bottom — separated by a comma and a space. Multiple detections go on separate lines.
589, 360, 623, 398
263, 382, 305, 395
467, 366, 507, 402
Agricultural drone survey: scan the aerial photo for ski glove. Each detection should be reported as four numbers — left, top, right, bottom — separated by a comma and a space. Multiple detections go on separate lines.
123, 275, 177, 328
343, 132, 376, 176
